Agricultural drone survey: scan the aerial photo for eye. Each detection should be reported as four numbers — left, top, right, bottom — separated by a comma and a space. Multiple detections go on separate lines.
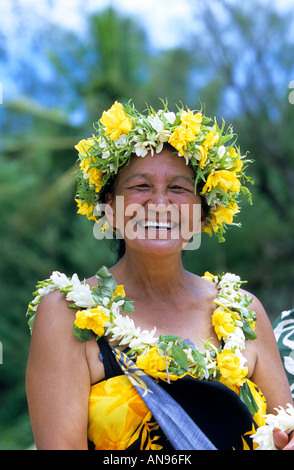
130, 183, 151, 190
169, 185, 192, 193
170, 185, 183, 190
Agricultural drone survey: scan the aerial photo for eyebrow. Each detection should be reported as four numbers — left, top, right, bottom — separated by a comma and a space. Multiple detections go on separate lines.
123, 173, 195, 185
123, 173, 150, 184
170, 175, 195, 185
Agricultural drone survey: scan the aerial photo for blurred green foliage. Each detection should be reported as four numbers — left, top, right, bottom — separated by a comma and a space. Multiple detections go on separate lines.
1, 0, 294, 449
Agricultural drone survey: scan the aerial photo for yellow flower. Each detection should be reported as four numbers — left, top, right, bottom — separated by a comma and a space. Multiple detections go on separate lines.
100, 221, 110, 233
203, 128, 219, 150
229, 147, 243, 172
75, 199, 96, 221
80, 157, 90, 174
212, 308, 236, 340
79, 155, 104, 192
202, 170, 241, 194
217, 350, 248, 391
100, 101, 133, 141
113, 285, 125, 298
75, 137, 95, 157
74, 307, 109, 337
169, 110, 203, 156
89, 168, 104, 192
136, 347, 167, 379
197, 145, 208, 169
168, 126, 195, 155
203, 203, 240, 234
202, 271, 215, 282
195, 128, 219, 169
180, 110, 202, 135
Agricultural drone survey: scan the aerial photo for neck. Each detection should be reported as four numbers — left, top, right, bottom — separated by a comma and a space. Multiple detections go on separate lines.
112, 248, 189, 299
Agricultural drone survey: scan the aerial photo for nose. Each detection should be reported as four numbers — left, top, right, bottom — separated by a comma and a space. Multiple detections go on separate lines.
146, 188, 178, 223
149, 187, 171, 206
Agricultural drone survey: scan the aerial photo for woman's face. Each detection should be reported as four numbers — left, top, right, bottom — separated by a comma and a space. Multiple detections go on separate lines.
105, 148, 202, 257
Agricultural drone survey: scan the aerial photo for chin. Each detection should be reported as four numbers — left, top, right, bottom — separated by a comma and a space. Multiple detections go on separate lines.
125, 236, 185, 258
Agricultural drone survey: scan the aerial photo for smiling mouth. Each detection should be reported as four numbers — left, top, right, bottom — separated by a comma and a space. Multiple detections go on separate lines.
138, 220, 178, 230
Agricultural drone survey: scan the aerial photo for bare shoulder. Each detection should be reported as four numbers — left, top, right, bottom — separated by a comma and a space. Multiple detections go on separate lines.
31, 273, 97, 336
28, 278, 104, 386
239, 287, 272, 330
27, 289, 87, 374
33, 289, 76, 331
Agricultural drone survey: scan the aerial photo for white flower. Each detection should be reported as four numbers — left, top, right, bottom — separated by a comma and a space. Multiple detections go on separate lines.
105, 313, 158, 352
133, 140, 155, 157
114, 134, 128, 148
37, 285, 55, 296
157, 130, 171, 143
148, 115, 164, 133
128, 328, 157, 350
217, 145, 226, 158
106, 315, 138, 344
110, 299, 125, 316
164, 111, 176, 124
50, 271, 73, 289
66, 276, 96, 308
251, 404, 294, 450
218, 273, 241, 290
102, 150, 111, 159
223, 327, 246, 352
147, 115, 171, 143
102, 297, 110, 307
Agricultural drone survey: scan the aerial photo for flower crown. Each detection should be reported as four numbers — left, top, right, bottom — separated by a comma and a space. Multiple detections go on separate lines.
74, 100, 253, 241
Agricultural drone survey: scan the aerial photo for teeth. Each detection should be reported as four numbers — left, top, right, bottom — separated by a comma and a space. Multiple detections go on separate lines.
144, 220, 171, 229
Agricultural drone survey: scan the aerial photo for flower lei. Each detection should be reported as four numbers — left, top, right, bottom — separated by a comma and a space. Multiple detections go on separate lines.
26, 266, 294, 449
74, 100, 253, 242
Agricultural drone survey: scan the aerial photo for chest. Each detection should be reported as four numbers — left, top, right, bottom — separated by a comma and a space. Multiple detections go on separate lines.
127, 293, 220, 352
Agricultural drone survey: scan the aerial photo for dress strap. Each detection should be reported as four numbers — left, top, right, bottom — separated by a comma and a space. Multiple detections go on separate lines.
97, 337, 124, 380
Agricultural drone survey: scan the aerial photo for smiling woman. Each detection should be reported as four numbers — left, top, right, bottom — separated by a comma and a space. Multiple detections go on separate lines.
26, 100, 294, 450
103, 149, 202, 255
74, 100, 250, 242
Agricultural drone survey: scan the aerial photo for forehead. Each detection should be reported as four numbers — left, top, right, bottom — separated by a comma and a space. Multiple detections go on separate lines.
119, 149, 195, 182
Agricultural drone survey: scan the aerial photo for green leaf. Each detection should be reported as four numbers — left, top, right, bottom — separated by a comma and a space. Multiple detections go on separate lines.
158, 341, 168, 351
91, 286, 105, 305
159, 334, 180, 343
239, 381, 259, 416
73, 325, 92, 342
192, 349, 207, 369
242, 319, 257, 340
95, 266, 117, 300
121, 299, 135, 313
172, 344, 188, 370
28, 314, 35, 334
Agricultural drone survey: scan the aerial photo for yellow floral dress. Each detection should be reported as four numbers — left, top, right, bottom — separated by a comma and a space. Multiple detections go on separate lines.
87, 338, 266, 451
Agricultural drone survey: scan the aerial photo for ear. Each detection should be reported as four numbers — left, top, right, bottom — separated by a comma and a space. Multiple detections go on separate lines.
104, 193, 117, 228
201, 206, 206, 229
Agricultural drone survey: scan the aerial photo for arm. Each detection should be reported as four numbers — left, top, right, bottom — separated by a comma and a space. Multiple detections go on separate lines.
26, 290, 91, 449
249, 295, 294, 450
250, 294, 293, 412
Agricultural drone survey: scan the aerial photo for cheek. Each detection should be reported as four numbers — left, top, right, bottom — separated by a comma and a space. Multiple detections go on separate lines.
179, 202, 202, 237
111, 194, 144, 231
